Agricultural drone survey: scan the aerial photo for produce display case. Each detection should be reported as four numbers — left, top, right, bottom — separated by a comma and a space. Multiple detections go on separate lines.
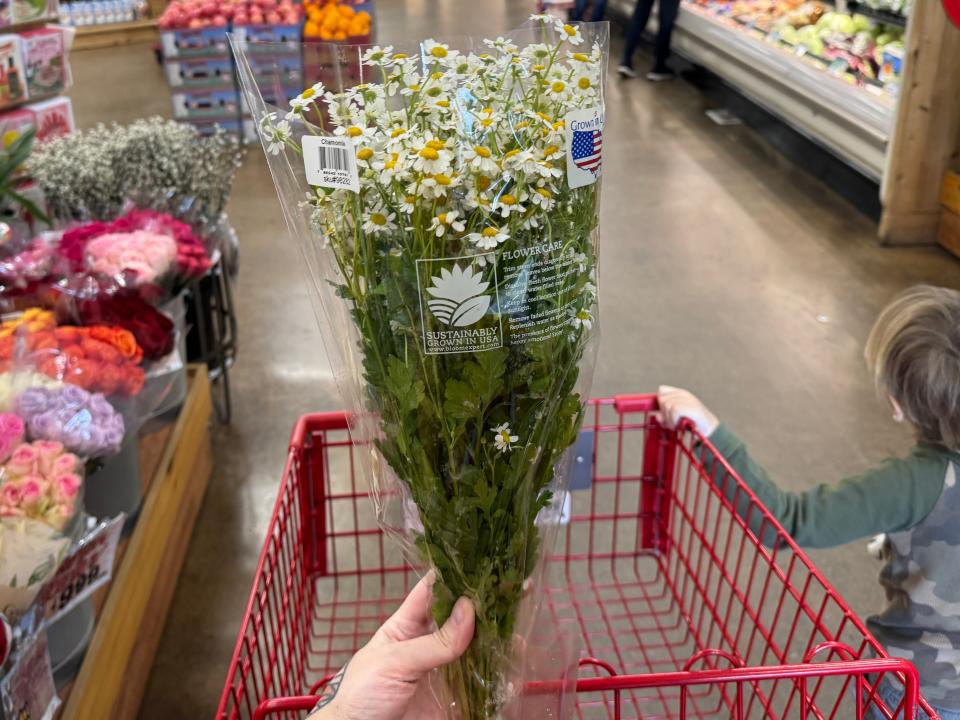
610, 0, 908, 181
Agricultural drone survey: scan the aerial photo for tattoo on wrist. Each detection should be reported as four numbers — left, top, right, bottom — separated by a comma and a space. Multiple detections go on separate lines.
314, 660, 350, 710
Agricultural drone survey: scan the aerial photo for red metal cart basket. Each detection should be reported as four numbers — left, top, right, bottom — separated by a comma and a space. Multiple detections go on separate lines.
217, 394, 937, 719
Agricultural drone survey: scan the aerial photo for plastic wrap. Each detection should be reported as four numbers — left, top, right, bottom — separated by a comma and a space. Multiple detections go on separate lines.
235, 17, 607, 718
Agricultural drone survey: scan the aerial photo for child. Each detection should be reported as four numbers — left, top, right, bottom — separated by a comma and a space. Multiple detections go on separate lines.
658, 285, 960, 720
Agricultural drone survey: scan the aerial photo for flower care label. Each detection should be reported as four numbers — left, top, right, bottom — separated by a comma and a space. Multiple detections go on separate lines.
302, 135, 360, 193
565, 106, 604, 189
0, 630, 58, 720
500, 242, 583, 345
39, 515, 123, 624
416, 255, 504, 355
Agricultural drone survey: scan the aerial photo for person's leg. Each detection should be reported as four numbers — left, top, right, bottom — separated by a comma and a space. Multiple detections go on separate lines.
652, 0, 681, 72
590, 0, 608, 21
571, 0, 587, 21
620, 0, 655, 69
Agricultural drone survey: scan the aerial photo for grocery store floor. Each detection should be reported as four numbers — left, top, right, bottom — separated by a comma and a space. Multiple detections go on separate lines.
68, 2, 960, 717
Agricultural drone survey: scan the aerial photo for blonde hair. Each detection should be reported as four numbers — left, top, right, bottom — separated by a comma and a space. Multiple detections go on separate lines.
865, 285, 960, 450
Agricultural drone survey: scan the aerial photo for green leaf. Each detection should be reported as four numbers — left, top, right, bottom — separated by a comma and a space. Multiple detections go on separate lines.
443, 378, 482, 421
385, 355, 425, 416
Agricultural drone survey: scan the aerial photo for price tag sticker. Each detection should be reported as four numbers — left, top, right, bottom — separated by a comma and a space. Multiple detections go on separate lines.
0, 630, 58, 720
302, 135, 360, 193
39, 516, 123, 625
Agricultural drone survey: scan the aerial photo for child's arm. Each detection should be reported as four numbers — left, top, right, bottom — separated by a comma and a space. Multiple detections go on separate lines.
657, 386, 946, 549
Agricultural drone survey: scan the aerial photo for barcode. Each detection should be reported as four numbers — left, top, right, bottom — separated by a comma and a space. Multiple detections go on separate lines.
318, 145, 349, 172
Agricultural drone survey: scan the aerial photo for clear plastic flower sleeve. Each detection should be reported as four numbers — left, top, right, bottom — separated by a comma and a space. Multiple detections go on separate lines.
234, 18, 607, 718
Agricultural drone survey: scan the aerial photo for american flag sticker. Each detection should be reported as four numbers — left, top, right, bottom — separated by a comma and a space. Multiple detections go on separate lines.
565, 107, 604, 189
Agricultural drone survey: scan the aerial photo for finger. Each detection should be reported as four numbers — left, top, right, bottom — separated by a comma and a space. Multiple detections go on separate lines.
378, 570, 437, 643
390, 596, 475, 678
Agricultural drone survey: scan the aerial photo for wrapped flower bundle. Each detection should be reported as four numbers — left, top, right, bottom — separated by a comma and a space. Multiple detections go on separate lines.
0, 240, 55, 291
76, 288, 175, 361
0, 308, 55, 339
238, 16, 607, 717
15, 384, 124, 458
0, 325, 145, 396
0, 413, 24, 463
57, 209, 212, 292
0, 440, 81, 531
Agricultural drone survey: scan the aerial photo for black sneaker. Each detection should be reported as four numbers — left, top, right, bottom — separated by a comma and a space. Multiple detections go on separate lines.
617, 64, 638, 79
646, 67, 676, 81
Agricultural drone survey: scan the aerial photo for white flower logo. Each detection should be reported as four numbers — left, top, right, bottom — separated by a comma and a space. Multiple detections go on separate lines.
426, 263, 491, 327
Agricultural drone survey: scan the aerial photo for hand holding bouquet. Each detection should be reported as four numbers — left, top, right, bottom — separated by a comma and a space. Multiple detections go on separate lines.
238, 16, 607, 718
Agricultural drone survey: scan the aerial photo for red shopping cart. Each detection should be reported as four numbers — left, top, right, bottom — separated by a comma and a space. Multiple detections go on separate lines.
217, 394, 937, 719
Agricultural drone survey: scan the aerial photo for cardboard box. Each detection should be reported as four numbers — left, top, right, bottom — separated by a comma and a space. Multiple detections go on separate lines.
160, 27, 230, 59
29, 96, 74, 141
941, 171, 960, 217
939, 208, 960, 259
181, 116, 241, 136
0, 107, 35, 146
165, 56, 235, 88
0, 36, 27, 108
171, 87, 240, 119
239, 82, 298, 114
20, 28, 65, 98
232, 23, 302, 54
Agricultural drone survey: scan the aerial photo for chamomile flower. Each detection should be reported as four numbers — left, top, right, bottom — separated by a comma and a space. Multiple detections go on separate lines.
572, 252, 588, 272
412, 142, 451, 174
424, 40, 452, 61
569, 307, 593, 330
262, 116, 291, 156
534, 160, 564, 180
556, 21, 584, 45
468, 225, 509, 250
362, 208, 397, 234
530, 185, 556, 210
464, 145, 498, 174
583, 280, 598, 299
289, 82, 325, 110
334, 124, 377, 145
429, 210, 466, 237
492, 423, 519, 453
420, 172, 459, 199
399, 194, 417, 214
361, 45, 394, 65
493, 191, 525, 218
529, 12, 554, 23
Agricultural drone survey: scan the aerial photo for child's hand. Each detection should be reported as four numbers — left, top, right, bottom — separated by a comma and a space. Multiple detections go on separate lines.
657, 385, 720, 437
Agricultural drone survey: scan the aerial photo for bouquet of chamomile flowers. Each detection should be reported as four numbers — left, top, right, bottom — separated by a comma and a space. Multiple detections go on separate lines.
236, 16, 608, 717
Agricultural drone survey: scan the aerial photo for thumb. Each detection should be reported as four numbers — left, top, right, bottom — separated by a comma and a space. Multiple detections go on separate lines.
391, 597, 475, 677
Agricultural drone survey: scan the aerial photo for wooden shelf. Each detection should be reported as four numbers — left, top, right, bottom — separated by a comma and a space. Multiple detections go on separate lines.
56, 365, 213, 719
72, 18, 158, 50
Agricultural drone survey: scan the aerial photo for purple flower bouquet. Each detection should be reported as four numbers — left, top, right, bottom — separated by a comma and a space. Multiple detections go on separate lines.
15, 384, 125, 459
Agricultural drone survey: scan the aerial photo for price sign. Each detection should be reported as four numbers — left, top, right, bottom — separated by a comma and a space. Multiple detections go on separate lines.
0, 630, 58, 720
38, 516, 122, 625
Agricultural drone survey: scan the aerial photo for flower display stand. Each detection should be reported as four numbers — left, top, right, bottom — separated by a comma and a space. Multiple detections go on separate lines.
55, 365, 213, 719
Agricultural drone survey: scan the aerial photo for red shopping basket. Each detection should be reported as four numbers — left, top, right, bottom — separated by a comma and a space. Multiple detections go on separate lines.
217, 394, 937, 719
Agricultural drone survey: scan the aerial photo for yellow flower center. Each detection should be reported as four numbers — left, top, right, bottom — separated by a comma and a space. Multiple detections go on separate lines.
542, 161, 554, 169
436, 100, 450, 107
482, 107, 493, 115
504, 149, 520, 158
578, 77, 591, 90
577, 310, 590, 321
385, 154, 397, 170
438, 213, 447, 224
301, 87, 316, 99
477, 176, 491, 191
408, 84, 421, 92
532, 64, 545, 72
391, 128, 406, 138
553, 121, 565, 131
537, 112, 552, 122
431, 71, 444, 80
404, 195, 416, 205
473, 146, 491, 158
572, 52, 589, 62
543, 145, 559, 157
393, 53, 408, 59
419, 147, 440, 160
371, 213, 387, 226
426, 87, 442, 97
430, 45, 448, 58
480, 118, 493, 128
499, 430, 511, 443
551, 81, 566, 93
434, 173, 451, 185
480, 53, 491, 59
356, 147, 373, 161
515, 120, 529, 130
426, 139, 445, 150
482, 227, 499, 237
346, 126, 363, 137
536, 187, 552, 198
500, 194, 517, 206
563, 24, 577, 36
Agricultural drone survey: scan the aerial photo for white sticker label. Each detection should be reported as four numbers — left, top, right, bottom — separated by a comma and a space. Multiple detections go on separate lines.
302, 135, 360, 193
565, 106, 604, 189
38, 515, 123, 625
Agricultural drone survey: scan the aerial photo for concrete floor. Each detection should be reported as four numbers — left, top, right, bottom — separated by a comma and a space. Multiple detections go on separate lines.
66, 2, 960, 716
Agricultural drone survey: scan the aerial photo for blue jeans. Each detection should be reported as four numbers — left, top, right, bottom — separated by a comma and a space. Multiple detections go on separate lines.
572, 0, 607, 21
620, 0, 681, 72
867, 678, 960, 720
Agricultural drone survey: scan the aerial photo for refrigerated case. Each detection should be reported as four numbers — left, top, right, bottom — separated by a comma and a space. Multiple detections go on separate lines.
609, 0, 904, 181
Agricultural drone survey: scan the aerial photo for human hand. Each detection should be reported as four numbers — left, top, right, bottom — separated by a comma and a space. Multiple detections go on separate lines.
308, 571, 476, 720
657, 385, 720, 437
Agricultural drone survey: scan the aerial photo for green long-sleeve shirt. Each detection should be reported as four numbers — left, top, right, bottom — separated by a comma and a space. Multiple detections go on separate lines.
707, 424, 954, 548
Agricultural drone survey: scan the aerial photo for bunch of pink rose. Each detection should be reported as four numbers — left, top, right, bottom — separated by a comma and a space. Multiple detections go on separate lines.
85, 231, 178, 285
0, 439, 81, 531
